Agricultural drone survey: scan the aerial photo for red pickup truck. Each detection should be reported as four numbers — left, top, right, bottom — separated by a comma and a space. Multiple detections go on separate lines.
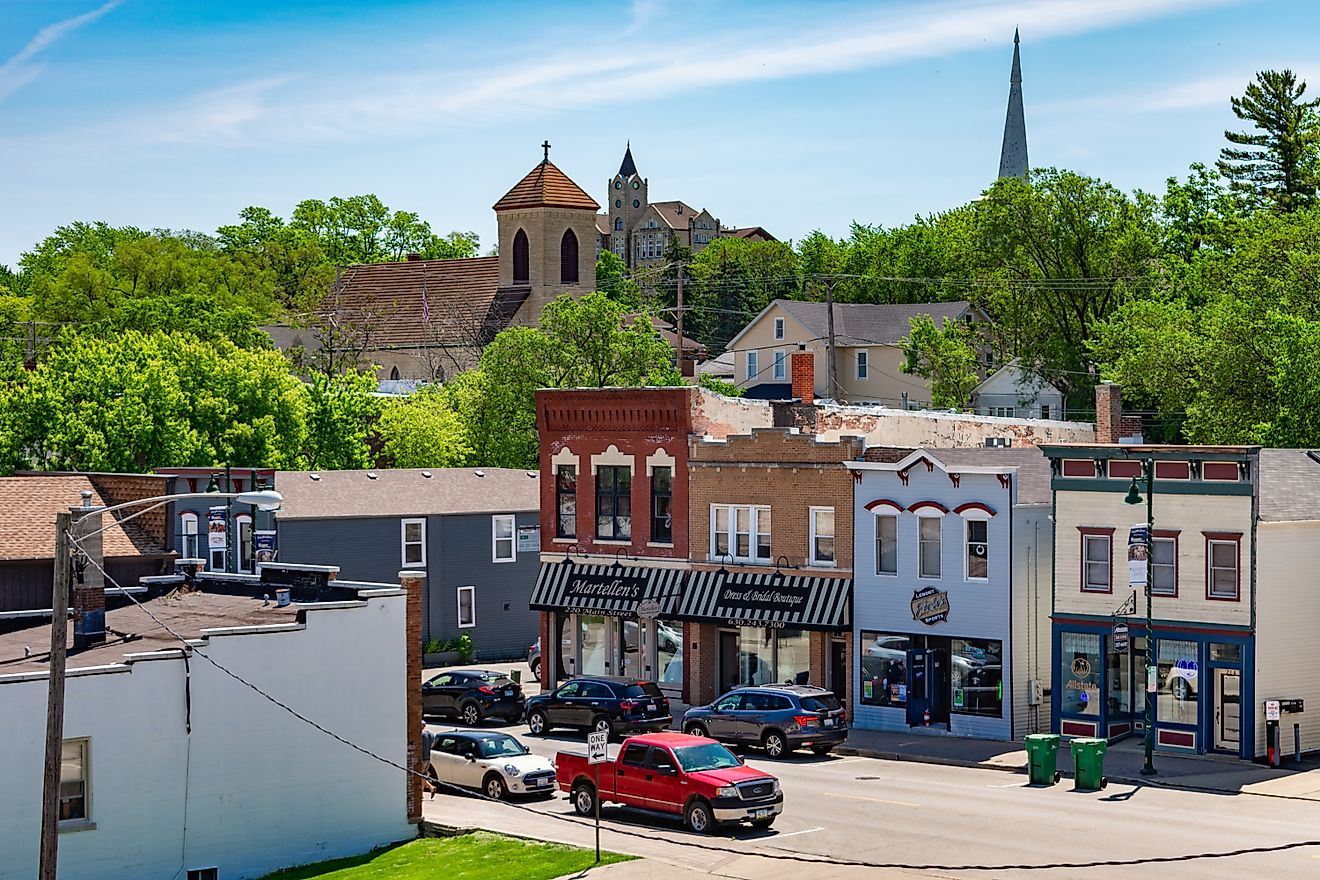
555, 732, 783, 834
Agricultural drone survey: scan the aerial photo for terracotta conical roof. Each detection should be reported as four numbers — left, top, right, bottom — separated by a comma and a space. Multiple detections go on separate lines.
493, 160, 600, 212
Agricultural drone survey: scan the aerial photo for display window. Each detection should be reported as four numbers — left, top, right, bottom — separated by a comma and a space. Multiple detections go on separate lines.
1061, 632, 1102, 717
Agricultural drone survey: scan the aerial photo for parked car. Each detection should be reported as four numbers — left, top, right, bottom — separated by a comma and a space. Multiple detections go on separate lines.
428, 730, 556, 800
555, 732, 783, 833
422, 669, 525, 726
682, 684, 847, 757
525, 675, 671, 739
528, 638, 541, 682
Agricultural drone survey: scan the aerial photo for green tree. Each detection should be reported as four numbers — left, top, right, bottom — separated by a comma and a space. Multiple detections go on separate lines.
1217, 69, 1320, 212
286, 195, 478, 265
688, 238, 799, 351
899, 315, 982, 409
595, 251, 640, 309
376, 385, 471, 468
301, 370, 382, 470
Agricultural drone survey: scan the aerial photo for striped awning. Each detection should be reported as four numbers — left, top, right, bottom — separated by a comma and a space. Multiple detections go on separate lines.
673, 570, 851, 631
530, 563, 684, 618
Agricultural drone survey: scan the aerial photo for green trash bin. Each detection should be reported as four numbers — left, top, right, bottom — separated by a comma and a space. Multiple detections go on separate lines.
1070, 737, 1109, 791
1024, 734, 1062, 785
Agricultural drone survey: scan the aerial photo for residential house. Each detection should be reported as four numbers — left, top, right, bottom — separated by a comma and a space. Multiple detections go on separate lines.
848, 447, 1052, 740
970, 358, 1065, 421
724, 299, 980, 405
273, 468, 540, 661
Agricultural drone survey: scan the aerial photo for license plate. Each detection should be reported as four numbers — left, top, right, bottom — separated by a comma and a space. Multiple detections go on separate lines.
823, 718, 834, 728
532, 778, 549, 787
646, 704, 656, 712
752, 808, 773, 820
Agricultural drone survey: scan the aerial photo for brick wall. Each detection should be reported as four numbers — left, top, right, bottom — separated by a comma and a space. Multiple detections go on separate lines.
400, 570, 424, 823
1095, 383, 1121, 444
791, 350, 814, 402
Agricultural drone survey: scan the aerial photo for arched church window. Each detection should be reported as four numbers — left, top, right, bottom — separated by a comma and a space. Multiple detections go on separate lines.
560, 229, 579, 284
389, 366, 400, 380
513, 228, 529, 284
614, 218, 623, 231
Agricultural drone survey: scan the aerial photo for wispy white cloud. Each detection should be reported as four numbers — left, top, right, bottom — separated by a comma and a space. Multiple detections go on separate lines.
0, 0, 123, 103
1037, 67, 1315, 117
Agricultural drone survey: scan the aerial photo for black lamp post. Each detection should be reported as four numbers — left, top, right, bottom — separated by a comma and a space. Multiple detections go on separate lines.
1124, 461, 1157, 776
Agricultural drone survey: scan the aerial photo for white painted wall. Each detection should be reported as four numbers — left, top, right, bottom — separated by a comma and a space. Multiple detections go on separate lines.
1010, 505, 1052, 737
0, 592, 414, 880
1255, 521, 1320, 759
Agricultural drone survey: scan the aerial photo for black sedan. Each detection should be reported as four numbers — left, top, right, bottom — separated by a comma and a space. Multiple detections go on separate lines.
524, 675, 670, 739
422, 669, 525, 726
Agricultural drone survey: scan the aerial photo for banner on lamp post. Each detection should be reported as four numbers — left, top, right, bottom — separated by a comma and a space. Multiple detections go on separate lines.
208, 506, 227, 550
1127, 523, 1150, 588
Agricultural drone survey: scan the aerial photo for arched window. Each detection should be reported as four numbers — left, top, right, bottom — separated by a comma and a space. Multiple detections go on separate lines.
235, 514, 254, 573
179, 512, 199, 560
560, 229, 579, 284
389, 365, 400, 381
512, 228, 529, 284
614, 217, 623, 231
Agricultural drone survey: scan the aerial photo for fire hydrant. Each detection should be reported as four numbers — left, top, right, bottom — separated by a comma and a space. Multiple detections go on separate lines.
923, 708, 931, 726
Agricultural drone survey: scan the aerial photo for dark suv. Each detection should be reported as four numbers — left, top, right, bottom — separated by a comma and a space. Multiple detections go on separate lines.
682, 685, 847, 757
422, 669, 525, 726
525, 675, 672, 739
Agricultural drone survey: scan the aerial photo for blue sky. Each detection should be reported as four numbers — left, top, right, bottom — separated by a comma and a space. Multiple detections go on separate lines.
2, 0, 1317, 266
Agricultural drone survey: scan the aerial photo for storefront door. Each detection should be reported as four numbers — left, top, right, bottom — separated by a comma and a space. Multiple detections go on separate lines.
620, 619, 643, 680
718, 630, 741, 696
830, 639, 847, 702
1214, 668, 1241, 752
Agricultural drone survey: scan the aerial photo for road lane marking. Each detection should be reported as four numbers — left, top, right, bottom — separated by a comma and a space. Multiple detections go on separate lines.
761, 826, 824, 839
821, 757, 869, 768
823, 791, 920, 807
987, 781, 1024, 788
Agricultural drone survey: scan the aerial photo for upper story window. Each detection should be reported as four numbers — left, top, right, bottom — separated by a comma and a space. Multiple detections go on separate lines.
560, 229, 579, 284
747, 350, 759, 382
1150, 531, 1178, 596
614, 218, 623, 231
179, 512, 199, 559
235, 514, 254, 574
965, 518, 988, 580
1205, 532, 1241, 600
512, 228, 529, 284
991, 406, 1016, 418
401, 518, 426, 568
595, 466, 632, 540
773, 317, 784, 340
457, 585, 476, 628
651, 467, 673, 544
918, 515, 941, 578
1079, 527, 1113, 592
60, 738, 90, 825
856, 350, 869, 380
874, 512, 897, 575
555, 465, 577, 538
711, 504, 771, 563
810, 507, 835, 566
492, 515, 515, 562
772, 350, 786, 381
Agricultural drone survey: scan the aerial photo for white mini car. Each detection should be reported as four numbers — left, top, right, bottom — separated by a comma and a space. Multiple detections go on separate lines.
428, 730, 556, 800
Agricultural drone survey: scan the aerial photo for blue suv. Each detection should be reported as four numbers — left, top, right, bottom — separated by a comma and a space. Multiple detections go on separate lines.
682, 684, 847, 758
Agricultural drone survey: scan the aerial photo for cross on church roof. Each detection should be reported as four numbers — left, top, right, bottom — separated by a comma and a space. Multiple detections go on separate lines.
541, 140, 551, 163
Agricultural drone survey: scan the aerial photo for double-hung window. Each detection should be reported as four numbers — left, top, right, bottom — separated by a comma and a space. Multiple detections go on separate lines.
60, 738, 90, 824
874, 513, 897, 575
401, 518, 426, 568
747, 350, 759, 382
856, 350, 869, 380
235, 514, 254, 573
492, 515, 515, 562
809, 507, 835, 566
965, 519, 988, 580
711, 504, 771, 563
1205, 533, 1241, 600
1151, 531, 1178, 596
595, 466, 632, 540
1080, 528, 1113, 592
773, 317, 785, 340
651, 467, 673, 544
772, 350, 787, 380
179, 512, 199, 559
457, 585, 476, 628
555, 465, 577, 538
918, 516, 941, 578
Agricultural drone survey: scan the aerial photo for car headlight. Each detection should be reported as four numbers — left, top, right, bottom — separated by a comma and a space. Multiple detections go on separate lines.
715, 785, 738, 798
772, 779, 781, 794
503, 764, 521, 777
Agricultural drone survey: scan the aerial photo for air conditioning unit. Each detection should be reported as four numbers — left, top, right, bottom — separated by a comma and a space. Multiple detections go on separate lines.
1028, 679, 1044, 706
985, 437, 1010, 448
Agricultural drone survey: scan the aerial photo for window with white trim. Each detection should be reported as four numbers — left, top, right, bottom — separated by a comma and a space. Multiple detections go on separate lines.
1207, 537, 1239, 599
401, 518, 426, 567
874, 513, 897, 575
1082, 533, 1111, 592
772, 350, 786, 380
747, 350, 759, 381
235, 514, 254, 573
856, 349, 869, 380
773, 317, 785, 339
1151, 534, 1177, 596
1040, 404, 1052, 420
965, 518, 988, 580
711, 504, 771, 563
990, 406, 1016, 418
809, 507, 835, 566
178, 512, 199, 559
918, 515, 941, 578
492, 515, 515, 562
59, 738, 90, 824
457, 585, 476, 628
595, 466, 632, 540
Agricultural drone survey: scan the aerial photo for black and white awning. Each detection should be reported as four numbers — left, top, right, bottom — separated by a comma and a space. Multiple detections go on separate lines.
530, 563, 684, 618
673, 570, 851, 631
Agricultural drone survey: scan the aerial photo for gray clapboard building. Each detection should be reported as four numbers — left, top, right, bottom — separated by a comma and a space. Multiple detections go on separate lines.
274, 468, 540, 661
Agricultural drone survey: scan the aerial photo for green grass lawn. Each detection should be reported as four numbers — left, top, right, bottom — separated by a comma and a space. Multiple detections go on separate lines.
258, 832, 634, 880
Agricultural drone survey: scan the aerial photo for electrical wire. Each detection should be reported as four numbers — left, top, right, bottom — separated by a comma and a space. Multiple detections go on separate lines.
61, 535, 1317, 873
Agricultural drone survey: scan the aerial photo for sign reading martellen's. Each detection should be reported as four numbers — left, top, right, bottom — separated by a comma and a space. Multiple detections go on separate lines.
564, 574, 646, 602
716, 578, 810, 615
911, 587, 950, 626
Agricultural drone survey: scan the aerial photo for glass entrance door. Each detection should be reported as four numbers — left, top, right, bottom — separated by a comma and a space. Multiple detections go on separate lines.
1214, 668, 1241, 752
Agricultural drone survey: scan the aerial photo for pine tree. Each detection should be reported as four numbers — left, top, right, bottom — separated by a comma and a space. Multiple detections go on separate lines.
1217, 69, 1320, 212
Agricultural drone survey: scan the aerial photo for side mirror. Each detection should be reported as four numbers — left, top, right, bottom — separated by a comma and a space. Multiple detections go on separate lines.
737, 754, 746, 765
465, 754, 476, 762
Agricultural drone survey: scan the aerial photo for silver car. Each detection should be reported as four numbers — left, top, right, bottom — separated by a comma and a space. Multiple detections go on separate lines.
682, 684, 848, 758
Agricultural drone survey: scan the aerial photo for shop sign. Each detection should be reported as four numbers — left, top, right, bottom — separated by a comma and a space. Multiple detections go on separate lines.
254, 531, 277, 564
716, 578, 810, 614
1128, 523, 1150, 588
1112, 622, 1129, 653
910, 587, 950, 626
635, 598, 662, 620
517, 526, 540, 553
1171, 658, 1198, 683
207, 507, 227, 550
725, 618, 786, 629
564, 574, 646, 602
564, 606, 637, 619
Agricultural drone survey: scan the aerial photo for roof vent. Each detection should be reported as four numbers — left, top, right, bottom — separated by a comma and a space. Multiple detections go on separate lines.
422, 471, 433, 478
309, 473, 321, 481
527, 471, 537, 478
366, 471, 378, 480
475, 470, 486, 478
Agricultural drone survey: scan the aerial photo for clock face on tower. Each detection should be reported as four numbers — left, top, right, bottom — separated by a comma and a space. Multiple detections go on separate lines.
615, 180, 622, 189
632, 180, 640, 190
615, 200, 622, 208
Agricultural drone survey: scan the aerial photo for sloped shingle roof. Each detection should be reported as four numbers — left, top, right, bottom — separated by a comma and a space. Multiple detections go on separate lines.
925, 447, 1054, 505
648, 201, 701, 229
0, 477, 167, 561
1259, 449, 1320, 522
775, 299, 972, 347
493, 161, 599, 212
276, 468, 540, 520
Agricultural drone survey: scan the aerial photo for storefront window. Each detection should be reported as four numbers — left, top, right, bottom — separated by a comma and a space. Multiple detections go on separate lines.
1107, 641, 1132, 715
1210, 642, 1240, 663
735, 627, 810, 687
579, 615, 608, 676
739, 627, 772, 686
951, 638, 1002, 717
1157, 639, 1199, 725
657, 619, 684, 687
776, 628, 810, 686
860, 631, 910, 707
1060, 632, 1102, 717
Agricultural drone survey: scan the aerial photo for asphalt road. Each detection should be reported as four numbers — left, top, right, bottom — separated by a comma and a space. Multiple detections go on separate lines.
422, 714, 1320, 880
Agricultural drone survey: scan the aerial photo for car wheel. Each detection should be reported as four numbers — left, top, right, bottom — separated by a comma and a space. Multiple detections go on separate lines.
483, 773, 508, 801
527, 709, 549, 736
460, 702, 483, 727
762, 730, 791, 759
591, 715, 613, 738
684, 798, 715, 834
572, 783, 597, 817
531, 657, 541, 682
811, 744, 834, 756
684, 722, 708, 738
751, 814, 777, 829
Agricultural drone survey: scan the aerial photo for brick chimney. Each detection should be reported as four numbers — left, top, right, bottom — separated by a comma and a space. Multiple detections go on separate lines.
791, 349, 814, 402
71, 492, 106, 650
400, 570, 425, 823
1095, 382, 1121, 444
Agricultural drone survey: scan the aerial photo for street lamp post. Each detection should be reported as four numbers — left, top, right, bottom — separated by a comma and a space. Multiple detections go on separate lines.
1124, 461, 1157, 776
38, 488, 282, 880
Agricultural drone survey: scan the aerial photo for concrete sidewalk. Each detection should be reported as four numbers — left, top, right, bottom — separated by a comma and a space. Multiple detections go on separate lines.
836, 726, 1320, 799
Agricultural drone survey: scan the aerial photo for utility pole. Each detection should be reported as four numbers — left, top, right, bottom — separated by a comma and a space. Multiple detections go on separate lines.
38, 511, 72, 880
824, 279, 838, 402
676, 264, 685, 378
